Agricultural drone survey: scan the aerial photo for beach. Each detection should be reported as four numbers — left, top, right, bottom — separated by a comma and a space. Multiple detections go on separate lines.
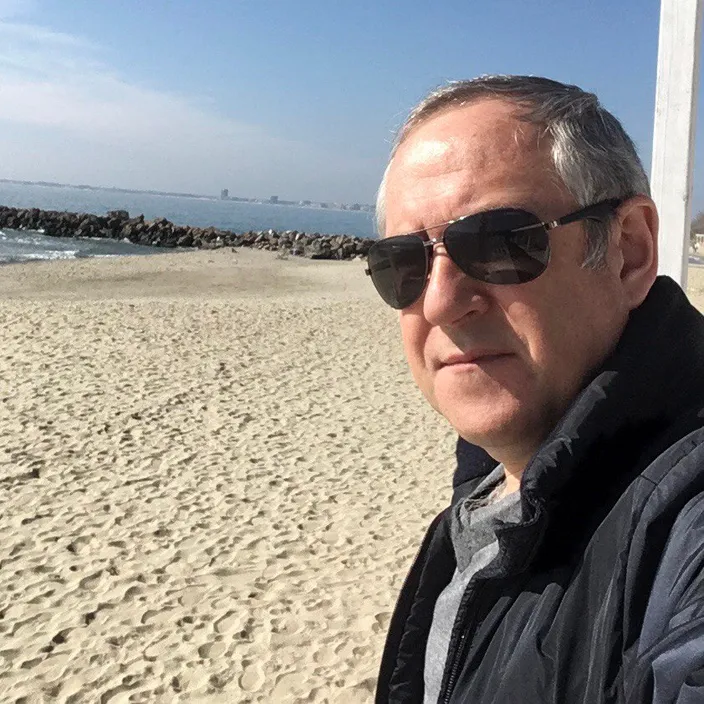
0, 249, 455, 703
2, 249, 704, 704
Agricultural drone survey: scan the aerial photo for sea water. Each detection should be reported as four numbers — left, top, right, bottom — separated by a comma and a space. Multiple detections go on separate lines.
0, 182, 377, 264
0, 228, 163, 264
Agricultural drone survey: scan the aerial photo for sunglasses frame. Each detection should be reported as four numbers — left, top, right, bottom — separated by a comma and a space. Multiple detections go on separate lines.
365, 198, 623, 308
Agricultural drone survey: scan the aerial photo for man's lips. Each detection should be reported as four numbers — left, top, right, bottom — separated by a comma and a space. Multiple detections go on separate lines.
438, 351, 513, 368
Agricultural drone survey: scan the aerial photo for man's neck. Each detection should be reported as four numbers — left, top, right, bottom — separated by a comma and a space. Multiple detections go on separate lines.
500, 465, 524, 496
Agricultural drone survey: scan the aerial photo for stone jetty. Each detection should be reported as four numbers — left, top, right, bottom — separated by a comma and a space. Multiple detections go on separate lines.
0, 206, 375, 261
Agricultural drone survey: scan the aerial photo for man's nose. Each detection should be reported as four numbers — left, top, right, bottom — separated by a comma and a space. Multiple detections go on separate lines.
422, 244, 490, 326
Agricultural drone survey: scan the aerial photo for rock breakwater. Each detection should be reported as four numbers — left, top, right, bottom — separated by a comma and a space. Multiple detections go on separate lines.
0, 206, 375, 260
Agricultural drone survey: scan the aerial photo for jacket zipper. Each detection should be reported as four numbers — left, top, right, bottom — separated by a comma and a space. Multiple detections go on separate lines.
438, 495, 543, 702
439, 583, 488, 704
441, 634, 467, 704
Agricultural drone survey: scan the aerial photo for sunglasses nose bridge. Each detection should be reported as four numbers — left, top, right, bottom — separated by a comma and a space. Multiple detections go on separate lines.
422, 246, 492, 325
425, 222, 452, 251
425, 226, 478, 288
426, 226, 465, 274
422, 231, 453, 280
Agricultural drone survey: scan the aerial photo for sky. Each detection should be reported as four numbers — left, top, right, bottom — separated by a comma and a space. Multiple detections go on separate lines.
0, 0, 701, 209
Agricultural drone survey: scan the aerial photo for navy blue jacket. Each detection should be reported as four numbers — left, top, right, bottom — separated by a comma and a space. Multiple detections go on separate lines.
377, 277, 704, 703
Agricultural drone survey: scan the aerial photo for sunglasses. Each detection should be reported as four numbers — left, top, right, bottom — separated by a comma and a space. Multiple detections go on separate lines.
365, 198, 622, 309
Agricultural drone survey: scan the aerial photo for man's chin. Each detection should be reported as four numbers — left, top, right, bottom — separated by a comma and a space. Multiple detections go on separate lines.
436, 397, 529, 453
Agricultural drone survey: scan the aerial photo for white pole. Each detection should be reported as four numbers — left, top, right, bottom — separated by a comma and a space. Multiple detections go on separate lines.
651, 0, 703, 288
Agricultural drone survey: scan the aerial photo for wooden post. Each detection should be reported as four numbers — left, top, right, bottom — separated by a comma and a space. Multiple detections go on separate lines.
651, 0, 703, 288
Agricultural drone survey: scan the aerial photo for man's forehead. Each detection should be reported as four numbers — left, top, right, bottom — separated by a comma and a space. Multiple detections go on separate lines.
389, 102, 546, 191
400, 138, 455, 170
397, 101, 540, 164
382, 101, 568, 235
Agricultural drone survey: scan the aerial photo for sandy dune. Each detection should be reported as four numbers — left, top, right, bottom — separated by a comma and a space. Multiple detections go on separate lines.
0, 249, 455, 703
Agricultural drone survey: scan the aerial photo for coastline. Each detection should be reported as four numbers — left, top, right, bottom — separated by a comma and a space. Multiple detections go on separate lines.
0, 205, 374, 263
0, 183, 378, 245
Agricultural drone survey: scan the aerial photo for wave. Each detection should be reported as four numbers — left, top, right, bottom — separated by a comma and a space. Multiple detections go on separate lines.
0, 227, 163, 264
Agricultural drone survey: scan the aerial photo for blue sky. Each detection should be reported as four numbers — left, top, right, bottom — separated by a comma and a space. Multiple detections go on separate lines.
1, 0, 700, 209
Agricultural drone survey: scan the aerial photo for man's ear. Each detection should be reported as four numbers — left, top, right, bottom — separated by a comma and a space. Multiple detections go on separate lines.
612, 195, 659, 310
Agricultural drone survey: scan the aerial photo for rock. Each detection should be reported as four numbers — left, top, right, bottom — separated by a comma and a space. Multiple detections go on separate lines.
303, 239, 333, 259
0, 205, 374, 261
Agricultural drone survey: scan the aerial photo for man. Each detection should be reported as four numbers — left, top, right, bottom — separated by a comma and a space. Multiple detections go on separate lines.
366, 75, 704, 703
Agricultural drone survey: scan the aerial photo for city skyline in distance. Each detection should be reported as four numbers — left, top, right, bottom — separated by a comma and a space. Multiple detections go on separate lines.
0, 178, 375, 214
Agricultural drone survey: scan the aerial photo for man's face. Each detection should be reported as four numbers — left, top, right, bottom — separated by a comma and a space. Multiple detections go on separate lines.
384, 100, 631, 466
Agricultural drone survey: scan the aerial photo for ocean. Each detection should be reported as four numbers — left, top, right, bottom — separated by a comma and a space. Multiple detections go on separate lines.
0, 182, 378, 264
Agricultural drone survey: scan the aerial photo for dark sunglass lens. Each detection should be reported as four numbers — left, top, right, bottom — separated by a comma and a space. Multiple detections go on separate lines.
445, 209, 549, 284
367, 235, 428, 309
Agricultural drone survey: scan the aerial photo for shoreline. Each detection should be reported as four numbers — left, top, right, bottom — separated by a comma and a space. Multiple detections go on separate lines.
0, 205, 375, 264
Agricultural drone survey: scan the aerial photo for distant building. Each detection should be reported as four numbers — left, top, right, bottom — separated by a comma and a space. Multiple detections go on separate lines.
270, 195, 279, 204
220, 189, 229, 200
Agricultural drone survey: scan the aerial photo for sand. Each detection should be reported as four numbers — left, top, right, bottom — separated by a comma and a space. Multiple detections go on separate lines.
2, 249, 703, 704
0, 249, 455, 703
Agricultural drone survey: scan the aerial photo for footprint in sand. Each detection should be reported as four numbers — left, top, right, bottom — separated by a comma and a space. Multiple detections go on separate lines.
239, 662, 265, 692
313, 646, 336, 666
78, 570, 105, 591
213, 610, 242, 634
197, 640, 226, 659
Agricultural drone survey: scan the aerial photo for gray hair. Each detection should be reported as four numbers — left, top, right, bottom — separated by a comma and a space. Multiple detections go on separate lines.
376, 75, 650, 268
